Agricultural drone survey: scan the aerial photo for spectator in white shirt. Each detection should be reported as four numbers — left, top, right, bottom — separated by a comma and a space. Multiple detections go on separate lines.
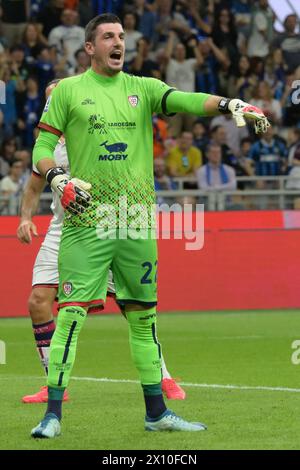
14, 149, 31, 189
0, 137, 18, 179
164, 30, 203, 136
165, 31, 203, 93
251, 80, 282, 126
210, 114, 249, 157
247, 0, 273, 58
196, 143, 237, 191
68, 48, 91, 76
0, 159, 23, 215
48, 9, 85, 68
123, 12, 142, 71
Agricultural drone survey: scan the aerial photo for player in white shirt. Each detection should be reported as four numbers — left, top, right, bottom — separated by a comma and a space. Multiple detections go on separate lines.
17, 80, 185, 403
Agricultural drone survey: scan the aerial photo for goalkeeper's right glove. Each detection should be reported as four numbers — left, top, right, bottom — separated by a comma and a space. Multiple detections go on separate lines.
46, 167, 92, 215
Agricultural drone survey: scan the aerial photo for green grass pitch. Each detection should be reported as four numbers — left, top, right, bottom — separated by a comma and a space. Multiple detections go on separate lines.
0, 310, 300, 450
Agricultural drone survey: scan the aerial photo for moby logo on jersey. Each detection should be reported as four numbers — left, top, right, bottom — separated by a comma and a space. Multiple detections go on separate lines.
99, 154, 128, 161
100, 141, 128, 153
98, 141, 128, 161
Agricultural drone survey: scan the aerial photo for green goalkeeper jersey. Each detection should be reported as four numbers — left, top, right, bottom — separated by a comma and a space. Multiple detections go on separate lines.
38, 68, 173, 227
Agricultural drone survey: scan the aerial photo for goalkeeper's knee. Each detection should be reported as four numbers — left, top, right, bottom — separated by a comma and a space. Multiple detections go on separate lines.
126, 307, 162, 385
47, 306, 87, 389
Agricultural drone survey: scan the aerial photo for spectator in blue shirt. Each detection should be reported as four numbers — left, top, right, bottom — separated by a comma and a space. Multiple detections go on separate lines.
249, 126, 288, 180
196, 37, 230, 95
154, 157, 176, 192
0, 64, 25, 138
192, 120, 209, 159
17, 76, 41, 148
33, 46, 55, 93
154, 157, 177, 205
133, 0, 156, 43
22, 22, 47, 68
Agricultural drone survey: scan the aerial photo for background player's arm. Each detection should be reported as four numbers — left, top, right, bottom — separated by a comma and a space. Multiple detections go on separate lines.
17, 174, 46, 244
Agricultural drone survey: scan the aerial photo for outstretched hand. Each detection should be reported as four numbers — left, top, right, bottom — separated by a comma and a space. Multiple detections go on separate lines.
228, 99, 271, 134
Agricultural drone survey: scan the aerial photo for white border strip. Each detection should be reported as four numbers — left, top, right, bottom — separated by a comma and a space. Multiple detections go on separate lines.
71, 376, 300, 393
1, 375, 300, 393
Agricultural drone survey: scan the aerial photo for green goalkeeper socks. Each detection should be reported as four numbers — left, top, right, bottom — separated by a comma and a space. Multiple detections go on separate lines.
47, 305, 164, 419
126, 308, 162, 385
47, 306, 87, 390
126, 308, 166, 418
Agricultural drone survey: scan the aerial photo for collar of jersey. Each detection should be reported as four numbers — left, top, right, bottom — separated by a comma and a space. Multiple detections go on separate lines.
86, 68, 123, 86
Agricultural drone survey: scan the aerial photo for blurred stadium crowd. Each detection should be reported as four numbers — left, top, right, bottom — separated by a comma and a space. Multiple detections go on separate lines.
1, 0, 300, 214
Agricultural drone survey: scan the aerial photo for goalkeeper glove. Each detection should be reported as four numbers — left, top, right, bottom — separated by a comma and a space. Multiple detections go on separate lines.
218, 98, 271, 134
46, 167, 91, 215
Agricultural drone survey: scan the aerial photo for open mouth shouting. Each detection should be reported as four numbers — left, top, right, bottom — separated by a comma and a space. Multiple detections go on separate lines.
109, 49, 123, 66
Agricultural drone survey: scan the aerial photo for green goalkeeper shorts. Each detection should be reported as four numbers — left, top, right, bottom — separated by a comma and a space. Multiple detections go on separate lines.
58, 226, 158, 311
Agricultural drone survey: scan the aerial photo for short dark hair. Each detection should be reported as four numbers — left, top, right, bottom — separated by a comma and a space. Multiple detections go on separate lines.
138, 36, 150, 46
9, 45, 24, 54
211, 125, 222, 134
193, 119, 207, 129
85, 13, 122, 43
241, 137, 252, 146
284, 14, 297, 26
207, 142, 221, 152
26, 74, 39, 84
123, 11, 138, 24
74, 48, 86, 59
9, 158, 23, 168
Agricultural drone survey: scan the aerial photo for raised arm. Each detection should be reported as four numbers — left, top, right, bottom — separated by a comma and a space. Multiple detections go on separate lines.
164, 30, 177, 62
189, 2, 212, 35
206, 37, 230, 69
187, 38, 204, 68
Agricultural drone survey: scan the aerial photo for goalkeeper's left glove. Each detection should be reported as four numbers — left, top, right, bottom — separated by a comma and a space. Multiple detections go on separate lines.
46, 167, 92, 215
218, 98, 271, 134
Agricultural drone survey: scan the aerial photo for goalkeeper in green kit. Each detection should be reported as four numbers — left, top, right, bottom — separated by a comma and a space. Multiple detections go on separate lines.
31, 13, 270, 438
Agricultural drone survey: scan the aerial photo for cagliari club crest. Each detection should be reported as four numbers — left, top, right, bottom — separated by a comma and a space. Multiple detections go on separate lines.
63, 282, 73, 295
128, 95, 139, 107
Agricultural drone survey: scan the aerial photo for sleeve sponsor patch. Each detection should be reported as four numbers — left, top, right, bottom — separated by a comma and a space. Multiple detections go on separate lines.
43, 95, 52, 113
